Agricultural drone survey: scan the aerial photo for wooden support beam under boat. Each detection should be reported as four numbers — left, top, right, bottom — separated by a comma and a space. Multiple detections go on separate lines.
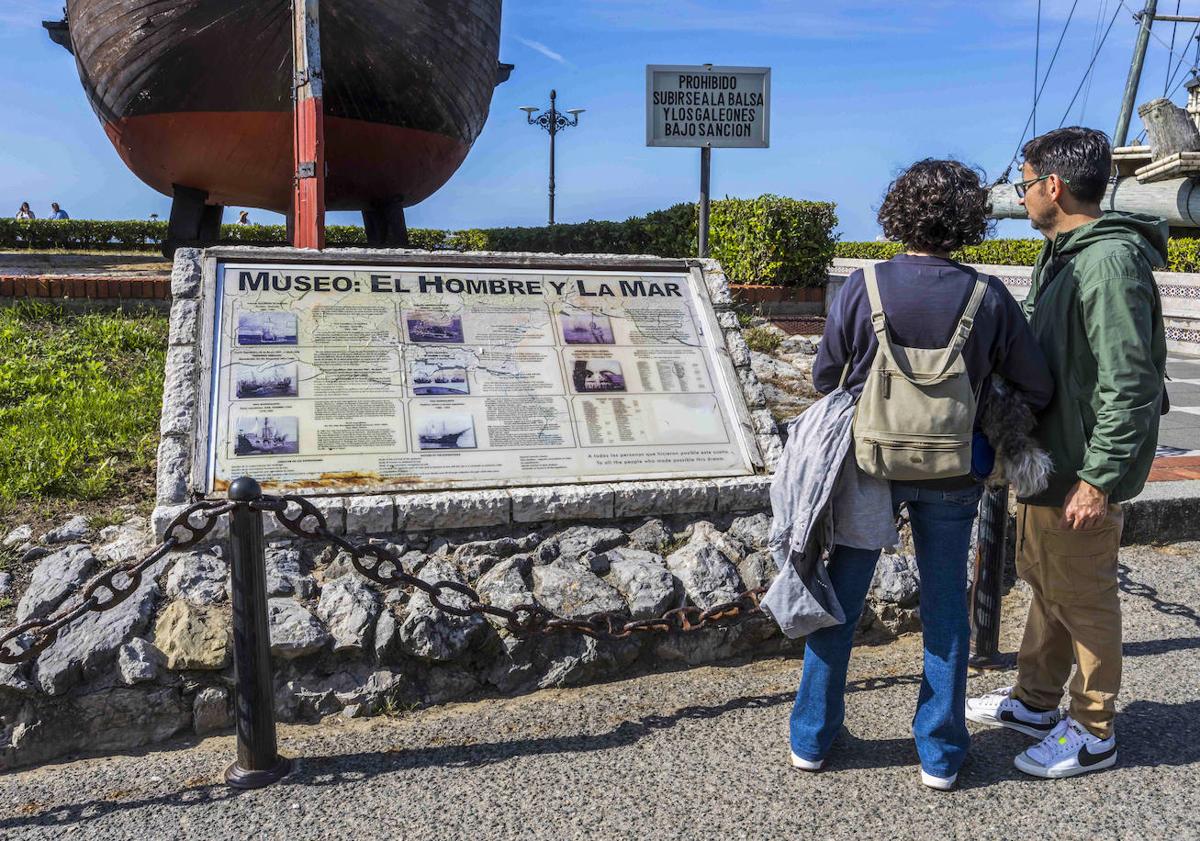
363, 198, 408, 247
292, 0, 326, 249
164, 184, 224, 257
990, 177, 1200, 228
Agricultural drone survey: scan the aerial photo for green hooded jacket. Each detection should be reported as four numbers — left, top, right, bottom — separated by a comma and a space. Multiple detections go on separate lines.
1020, 211, 1168, 506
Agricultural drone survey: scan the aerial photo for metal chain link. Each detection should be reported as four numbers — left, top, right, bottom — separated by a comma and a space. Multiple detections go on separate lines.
267, 494, 769, 640
0, 500, 235, 665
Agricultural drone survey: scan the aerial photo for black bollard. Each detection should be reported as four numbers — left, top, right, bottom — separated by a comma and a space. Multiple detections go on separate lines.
969, 483, 1009, 669
225, 477, 292, 789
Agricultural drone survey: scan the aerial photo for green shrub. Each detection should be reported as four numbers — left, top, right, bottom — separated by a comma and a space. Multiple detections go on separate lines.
836, 239, 1046, 266
709, 195, 838, 287
840, 237, 1200, 272
743, 326, 782, 353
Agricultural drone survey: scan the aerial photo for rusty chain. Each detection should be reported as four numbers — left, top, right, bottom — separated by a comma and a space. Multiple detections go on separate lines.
1, 492, 769, 666
264, 494, 769, 641
0, 500, 235, 665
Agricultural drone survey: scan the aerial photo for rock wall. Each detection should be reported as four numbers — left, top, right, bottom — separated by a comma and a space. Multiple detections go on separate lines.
0, 510, 923, 771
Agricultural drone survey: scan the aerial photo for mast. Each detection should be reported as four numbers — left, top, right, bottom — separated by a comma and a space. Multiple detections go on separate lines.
1114, 0, 1159, 147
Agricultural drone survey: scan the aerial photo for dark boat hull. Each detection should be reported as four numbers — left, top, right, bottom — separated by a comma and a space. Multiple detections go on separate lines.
66, 0, 503, 211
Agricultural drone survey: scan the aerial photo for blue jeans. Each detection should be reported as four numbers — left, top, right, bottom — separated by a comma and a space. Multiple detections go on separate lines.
789, 483, 982, 777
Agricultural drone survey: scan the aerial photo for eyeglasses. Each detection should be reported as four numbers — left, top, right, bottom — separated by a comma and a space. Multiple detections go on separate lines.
1014, 173, 1069, 198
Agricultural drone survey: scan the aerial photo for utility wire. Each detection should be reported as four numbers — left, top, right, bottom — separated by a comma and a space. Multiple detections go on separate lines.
1057, 2, 1125, 128
998, 0, 1082, 182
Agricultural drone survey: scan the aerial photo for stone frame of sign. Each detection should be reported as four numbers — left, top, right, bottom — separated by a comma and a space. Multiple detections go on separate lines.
153, 247, 784, 539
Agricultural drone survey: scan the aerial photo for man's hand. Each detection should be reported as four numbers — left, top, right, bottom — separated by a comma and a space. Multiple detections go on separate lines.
1060, 480, 1109, 530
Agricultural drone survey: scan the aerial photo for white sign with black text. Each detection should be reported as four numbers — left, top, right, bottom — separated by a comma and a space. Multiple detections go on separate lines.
646, 64, 770, 148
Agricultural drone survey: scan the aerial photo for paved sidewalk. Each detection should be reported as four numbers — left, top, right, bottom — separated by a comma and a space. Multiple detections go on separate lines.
1, 542, 1196, 840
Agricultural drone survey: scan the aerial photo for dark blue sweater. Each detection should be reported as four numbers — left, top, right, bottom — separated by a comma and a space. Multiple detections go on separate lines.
814, 255, 1055, 483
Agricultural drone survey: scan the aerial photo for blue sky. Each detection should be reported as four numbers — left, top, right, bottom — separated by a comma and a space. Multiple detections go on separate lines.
0, 1, 1195, 239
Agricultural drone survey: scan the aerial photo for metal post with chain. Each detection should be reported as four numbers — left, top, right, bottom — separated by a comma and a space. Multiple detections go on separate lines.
225, 477, 292, 788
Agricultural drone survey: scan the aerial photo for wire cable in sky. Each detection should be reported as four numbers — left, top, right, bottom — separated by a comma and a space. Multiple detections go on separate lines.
998, 0, 1082, 181
1058, 3, 1125, 129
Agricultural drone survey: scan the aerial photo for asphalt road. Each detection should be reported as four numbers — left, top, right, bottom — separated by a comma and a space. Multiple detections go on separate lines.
2, 542, 1198, 840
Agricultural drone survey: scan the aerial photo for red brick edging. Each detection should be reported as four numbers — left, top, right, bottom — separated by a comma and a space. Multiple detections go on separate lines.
0, 274, 171, 300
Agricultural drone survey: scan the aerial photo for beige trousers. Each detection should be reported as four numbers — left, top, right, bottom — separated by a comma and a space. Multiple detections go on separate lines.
1011, 502, 1124, 739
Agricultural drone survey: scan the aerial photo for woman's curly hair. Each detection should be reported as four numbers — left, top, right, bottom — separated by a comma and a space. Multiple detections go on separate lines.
876, 159, 993, 253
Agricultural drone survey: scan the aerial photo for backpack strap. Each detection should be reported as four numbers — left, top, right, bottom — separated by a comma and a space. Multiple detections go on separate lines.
862, 263, 888, 339
948, 274, 990, 354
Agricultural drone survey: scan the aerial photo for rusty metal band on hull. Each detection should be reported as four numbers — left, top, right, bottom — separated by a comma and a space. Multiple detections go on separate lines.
67, 0, 501, 208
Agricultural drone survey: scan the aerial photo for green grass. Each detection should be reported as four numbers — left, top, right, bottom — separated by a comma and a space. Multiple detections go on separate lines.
743, 326, 782, 354
0, 301, 167, 502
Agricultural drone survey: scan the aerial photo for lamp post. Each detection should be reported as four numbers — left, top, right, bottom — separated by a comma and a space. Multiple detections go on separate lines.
520, 90, 584, 225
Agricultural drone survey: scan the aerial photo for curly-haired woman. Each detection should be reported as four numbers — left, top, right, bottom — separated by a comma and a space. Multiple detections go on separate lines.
789, 159, 1054, 790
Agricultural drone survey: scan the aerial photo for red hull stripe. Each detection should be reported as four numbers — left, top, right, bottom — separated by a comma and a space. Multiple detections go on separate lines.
103, 111, 470, 211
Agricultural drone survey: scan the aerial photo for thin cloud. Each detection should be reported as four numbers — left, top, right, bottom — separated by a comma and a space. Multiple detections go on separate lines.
517, 37, 573, 67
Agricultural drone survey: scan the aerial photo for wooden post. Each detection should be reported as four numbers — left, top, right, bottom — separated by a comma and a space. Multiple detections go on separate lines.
1114, 0, 1158, 148
1138, 98, 1200, 160
291, 0, 325, 250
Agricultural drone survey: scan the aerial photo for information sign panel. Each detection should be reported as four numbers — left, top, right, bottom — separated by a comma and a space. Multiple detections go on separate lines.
646, 64, 770, 148
201, 261, 756, 494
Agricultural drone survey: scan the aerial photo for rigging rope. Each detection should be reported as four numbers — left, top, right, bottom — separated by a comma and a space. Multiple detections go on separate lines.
997, 0, 1084, 183
1165, 0, 1182, 95
1057, 3, 1125, 129
1035, 0, 1042, 138
1079, 0, 1111, 123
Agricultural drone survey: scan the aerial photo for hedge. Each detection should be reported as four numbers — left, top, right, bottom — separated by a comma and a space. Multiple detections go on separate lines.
836, 238, 1200, 273
1, 200, 836, 285
710, 195, 838, 287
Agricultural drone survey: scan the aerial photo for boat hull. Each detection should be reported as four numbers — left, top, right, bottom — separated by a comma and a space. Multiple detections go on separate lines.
66, 0, 502, 211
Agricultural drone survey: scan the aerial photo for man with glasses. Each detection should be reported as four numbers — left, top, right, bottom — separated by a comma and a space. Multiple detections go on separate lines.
966, 126, 1168, 779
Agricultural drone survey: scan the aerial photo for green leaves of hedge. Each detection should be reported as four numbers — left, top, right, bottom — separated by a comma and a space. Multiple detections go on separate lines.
835, 238, 1200, 272
709, 195, 838, 287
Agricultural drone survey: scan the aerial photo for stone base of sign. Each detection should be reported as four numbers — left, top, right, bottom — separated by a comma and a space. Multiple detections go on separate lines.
1, 505, 931, 772
152, 247, 781, 539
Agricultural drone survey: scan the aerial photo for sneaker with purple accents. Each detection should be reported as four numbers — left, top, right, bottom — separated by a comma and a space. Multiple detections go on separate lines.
966, 685, 1061, 739
1013, 717, 1118, 779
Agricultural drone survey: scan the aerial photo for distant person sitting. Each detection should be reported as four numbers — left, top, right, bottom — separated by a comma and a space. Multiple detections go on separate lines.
15, 202, 35, 220
49, 202, 69, 220
237, 210, 251, 225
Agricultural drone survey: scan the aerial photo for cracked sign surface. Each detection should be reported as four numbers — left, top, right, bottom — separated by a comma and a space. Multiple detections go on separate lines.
204, 262, 755, 494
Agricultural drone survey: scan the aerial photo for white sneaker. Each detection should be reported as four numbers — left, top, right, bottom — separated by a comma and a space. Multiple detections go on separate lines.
1014, 717, 1117, 779
965, 686, 1061, 739
920, 769, 957, 791
789, 750, 824, 771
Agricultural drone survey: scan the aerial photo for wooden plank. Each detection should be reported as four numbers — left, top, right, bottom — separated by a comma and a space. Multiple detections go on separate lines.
1135, 151, 1200, 183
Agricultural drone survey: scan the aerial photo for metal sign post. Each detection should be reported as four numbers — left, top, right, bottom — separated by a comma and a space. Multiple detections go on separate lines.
291, 0, 326, 250
699, 146, 712, 257
646, 64, 770, 258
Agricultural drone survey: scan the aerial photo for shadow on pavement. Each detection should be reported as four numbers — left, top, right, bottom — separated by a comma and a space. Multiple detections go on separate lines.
1, 671, 926, 830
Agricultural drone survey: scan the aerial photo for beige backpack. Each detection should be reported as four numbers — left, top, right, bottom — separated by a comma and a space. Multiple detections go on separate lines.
851, 263, 988, 481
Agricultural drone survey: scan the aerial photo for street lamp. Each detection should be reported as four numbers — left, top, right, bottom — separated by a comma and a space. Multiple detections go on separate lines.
520, 90, 584, 225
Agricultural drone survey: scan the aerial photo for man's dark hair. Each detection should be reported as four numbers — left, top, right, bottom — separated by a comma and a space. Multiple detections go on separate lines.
877, 159, 992, 253
1021, 126, 1111, 203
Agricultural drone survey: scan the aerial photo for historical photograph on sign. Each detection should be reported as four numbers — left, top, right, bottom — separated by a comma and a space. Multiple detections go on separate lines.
560, 312, 615, 344
415, 413, 477, 450
570, 359, 626, 393
234, 415, 299, 456
234, 361, 298, 399
407, 311, 464, 343
237, 311, 298, 346
412, 363, 470, 396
